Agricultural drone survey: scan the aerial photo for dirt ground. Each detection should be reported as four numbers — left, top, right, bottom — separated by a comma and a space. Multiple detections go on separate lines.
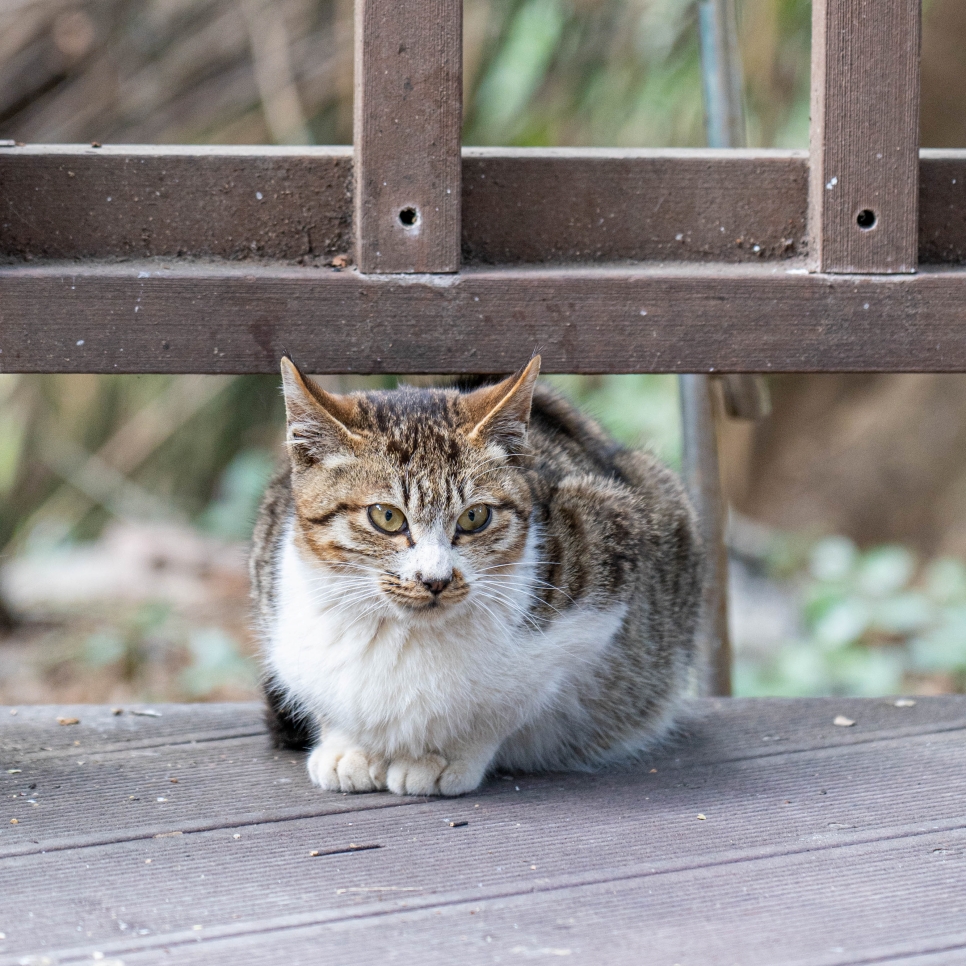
0, 521, 260, 706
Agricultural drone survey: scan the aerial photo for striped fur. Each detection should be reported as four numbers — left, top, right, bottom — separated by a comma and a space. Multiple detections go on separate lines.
250, 357, 704, 795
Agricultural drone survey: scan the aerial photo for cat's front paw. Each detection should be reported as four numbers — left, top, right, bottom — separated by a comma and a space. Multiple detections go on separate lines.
307, 735, 387, 793
385, 754, 487, 796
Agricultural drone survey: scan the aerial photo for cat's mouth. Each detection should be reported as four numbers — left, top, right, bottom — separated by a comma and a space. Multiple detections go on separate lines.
378, 572, 470, 613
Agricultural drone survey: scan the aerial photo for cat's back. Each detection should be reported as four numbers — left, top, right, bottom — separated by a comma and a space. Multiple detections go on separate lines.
527, 382, 689, 513
249, 464, 292, 630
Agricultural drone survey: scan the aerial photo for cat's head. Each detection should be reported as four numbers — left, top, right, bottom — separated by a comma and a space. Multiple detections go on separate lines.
280, 356, 541, 620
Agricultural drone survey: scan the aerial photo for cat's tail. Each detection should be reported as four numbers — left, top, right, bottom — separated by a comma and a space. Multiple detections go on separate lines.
262, 674, 317, 750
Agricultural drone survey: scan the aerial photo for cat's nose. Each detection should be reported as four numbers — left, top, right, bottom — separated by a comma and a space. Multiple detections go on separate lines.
418, 574, 451, 595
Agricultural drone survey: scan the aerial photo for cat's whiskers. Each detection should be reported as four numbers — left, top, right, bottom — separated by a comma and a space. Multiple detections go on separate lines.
338, 599, 390, 639
470, 563, 576, 606
467, 592, 536, 638
301, 577, 374, 602
474, 577, 566, 619
310, 564, 382, 585
471, 584, 549, 635
303, 586, 381, 618
471, 561, 527, 575
528, 576, 576, 599
318, 591, 379, 614
302, 578, 367, 596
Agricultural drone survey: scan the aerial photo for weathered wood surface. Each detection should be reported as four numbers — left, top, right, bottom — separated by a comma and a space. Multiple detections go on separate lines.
919, 150, 966, 264
0, 145, 355, 263
809, 0, 922, 273
353, 0, 461, 272
2, 697, 965, 965
2, 146, 965, 265
3, 261, 966, 374
461, 148, 807, 264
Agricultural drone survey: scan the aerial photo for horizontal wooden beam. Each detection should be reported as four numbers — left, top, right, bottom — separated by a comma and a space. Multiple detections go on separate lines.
0, 145, 354, 264
461, 148, 807, 264
2, 260, 966, 374
2, 145, 964, 265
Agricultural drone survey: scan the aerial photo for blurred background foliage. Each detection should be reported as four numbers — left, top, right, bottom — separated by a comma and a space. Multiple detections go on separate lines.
0, 0, 965, 703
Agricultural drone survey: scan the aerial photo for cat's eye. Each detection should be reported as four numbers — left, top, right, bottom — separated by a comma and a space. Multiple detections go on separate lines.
367, 504, 408, 534
456, 504, 491, 533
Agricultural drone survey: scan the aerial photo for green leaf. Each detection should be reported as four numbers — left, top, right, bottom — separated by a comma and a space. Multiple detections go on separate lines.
471, 0, 567, 142
809, 535, 858, 583
82, 630, 126, 668
924, 557, 966, 604
872, 592, 934, 636
829, 647, 906, 697
855, 545, 916, 597
773, 644, 833, 695
199, 448, 277, 540
179, 627, 256, 697
812, 598, 872, 651
910, 622, 966, 673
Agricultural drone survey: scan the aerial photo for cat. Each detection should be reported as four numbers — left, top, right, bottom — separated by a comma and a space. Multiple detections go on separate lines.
250, 356, 704, 796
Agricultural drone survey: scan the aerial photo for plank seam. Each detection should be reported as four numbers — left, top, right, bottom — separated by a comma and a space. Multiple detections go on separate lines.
0, 796, 422, 860
785, 932, 966, 966
4, 723, 965, 859
7, 818, 965, 965
5, 727, 268, 762
676, 720, 966, 767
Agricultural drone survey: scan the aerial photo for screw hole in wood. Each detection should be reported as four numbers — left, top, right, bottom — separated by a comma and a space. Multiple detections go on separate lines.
856, 209, 877, 230
398, 206, 419, 229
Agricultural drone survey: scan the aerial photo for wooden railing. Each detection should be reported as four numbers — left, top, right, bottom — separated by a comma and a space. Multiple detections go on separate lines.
0, 0, 947, 694
0, 0, 954, 375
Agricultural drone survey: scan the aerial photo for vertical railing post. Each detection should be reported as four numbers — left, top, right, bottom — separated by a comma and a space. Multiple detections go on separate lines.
680, 375, 732, 698
809, 0, 921, 273
353, 0, 462, 273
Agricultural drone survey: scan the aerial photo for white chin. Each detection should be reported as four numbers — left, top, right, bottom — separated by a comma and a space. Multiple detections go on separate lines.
392, 598, 455, 622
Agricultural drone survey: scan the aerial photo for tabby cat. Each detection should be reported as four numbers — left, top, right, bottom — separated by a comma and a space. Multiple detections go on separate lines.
250, 356, 703, 796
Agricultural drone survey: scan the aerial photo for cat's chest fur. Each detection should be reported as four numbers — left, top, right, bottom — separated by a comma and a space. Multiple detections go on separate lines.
266, 517, 625, 759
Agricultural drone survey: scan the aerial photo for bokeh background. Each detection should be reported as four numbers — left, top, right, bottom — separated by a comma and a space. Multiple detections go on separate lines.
1, 0, 966, 705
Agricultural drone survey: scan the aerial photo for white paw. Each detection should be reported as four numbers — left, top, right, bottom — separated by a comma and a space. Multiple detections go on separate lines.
438, 757, 489, 797
385, 754, 488, 797
307, 736, 387, 793
386, 754, 448, 796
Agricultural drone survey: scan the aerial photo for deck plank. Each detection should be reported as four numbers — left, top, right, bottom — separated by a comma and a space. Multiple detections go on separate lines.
1, 697, 964, 965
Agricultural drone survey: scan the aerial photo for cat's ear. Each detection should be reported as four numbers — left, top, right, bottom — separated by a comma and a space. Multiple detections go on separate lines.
280, 357, 362, 465
463, 356, 541, 451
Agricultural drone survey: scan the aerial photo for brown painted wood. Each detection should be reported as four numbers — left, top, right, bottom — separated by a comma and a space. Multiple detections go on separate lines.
461, 148, 807, 264
0, 145, 353, 263
353, 0, 461, 273
2, 698, 965, 964
809, 0, 922, 273
3, 261, 966, 374
3, 147, 965, 265
919, 149, 966, 264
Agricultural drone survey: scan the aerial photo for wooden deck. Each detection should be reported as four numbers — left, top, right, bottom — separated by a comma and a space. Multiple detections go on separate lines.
2, 696, 965, 965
